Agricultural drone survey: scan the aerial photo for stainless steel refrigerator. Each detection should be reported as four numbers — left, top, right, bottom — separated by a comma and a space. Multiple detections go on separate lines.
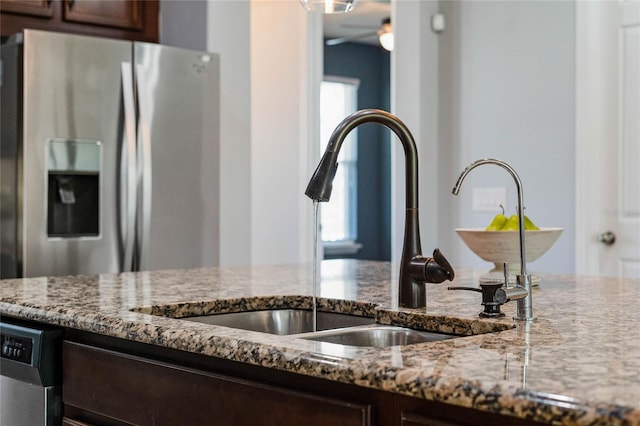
1, 30, 220, 278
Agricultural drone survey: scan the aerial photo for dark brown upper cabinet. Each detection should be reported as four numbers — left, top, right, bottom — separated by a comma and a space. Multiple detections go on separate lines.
1, 0, 158, 43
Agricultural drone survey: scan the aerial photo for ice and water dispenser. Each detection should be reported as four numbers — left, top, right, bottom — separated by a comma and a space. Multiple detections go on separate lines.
46, 139, 101, 238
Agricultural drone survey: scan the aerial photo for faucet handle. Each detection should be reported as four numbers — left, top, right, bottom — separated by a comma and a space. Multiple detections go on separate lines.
424, 248, 455, 283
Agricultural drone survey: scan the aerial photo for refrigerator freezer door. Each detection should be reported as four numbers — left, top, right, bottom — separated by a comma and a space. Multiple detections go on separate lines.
20, 30, 131, 277
134, 43, 220, 270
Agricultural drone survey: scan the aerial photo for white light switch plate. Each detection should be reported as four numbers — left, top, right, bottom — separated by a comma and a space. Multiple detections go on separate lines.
472, 187, 507, 212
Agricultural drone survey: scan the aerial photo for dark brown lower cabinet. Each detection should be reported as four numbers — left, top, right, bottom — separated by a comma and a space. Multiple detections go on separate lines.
61, 334, 546, 426
400, 412, 462, 426
63, 341, 372, 426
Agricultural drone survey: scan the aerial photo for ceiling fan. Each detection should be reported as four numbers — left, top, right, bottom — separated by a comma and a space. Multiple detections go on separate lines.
325, 17, 394, 51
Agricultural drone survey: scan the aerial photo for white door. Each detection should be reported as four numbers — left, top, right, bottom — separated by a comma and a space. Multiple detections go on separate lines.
576, 0, 640, 278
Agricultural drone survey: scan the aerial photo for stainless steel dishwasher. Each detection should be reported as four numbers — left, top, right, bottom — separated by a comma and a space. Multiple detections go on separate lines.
0, 317, 63, 425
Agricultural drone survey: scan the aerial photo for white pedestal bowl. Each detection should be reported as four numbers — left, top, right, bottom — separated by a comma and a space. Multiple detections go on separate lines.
455, 228, 564, 285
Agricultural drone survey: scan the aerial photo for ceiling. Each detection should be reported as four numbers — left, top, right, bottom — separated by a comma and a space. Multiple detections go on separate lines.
323, 0, 391, 46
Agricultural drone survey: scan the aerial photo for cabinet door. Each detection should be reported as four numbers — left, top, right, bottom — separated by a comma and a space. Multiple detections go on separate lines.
63, 0, 141, 30
63, 342, 373, 426
1, 0, 158, 42
396, 399, 547, 426
401, 412, 462, 426
0, 0, 54, 18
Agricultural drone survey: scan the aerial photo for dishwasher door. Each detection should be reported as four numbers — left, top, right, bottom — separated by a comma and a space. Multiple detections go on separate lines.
0, 318, 63, 426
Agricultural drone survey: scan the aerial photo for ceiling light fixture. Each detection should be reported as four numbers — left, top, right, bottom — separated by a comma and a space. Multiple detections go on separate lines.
299, 0, 356, 14
378, 18, 393, 51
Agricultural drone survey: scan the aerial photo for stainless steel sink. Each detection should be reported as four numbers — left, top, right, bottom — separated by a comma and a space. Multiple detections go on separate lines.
301, 324, 458, 347
181, 309, 374, 335
182, 310, 459, 347
137, 302, 469, 347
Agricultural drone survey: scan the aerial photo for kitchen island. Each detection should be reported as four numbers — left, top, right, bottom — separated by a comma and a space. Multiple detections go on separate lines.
1, 260, 639, 425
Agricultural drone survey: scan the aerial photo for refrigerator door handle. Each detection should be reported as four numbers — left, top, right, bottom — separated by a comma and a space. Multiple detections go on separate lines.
120, 62, 137, 272
135, 64, 152, 269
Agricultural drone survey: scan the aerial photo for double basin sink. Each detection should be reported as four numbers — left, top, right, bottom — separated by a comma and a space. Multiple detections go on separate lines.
177, 308, 459, 348
134, 296, 512, 348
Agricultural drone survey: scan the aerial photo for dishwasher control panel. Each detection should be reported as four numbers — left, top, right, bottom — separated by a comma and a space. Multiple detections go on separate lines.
0, 318, 63, 425
0, 318, 62, 386
1, 333, 33, 365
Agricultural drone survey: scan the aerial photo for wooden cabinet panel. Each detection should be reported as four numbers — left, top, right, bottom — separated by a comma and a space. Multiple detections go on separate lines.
63, 341, 373, 426
60, 330, 548, 426
401, 412, 462, 426
0, 0, 53, 17
0, 0, 158, 42
63, 0, 142, 30
396, 397, 547, 426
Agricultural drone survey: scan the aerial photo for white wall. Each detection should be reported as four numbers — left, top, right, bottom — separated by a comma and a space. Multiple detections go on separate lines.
436, 0, 576, 273
162, 0, 576, 273
162, 0, 320, 267
206, 1, 253, 266
386, 0, 576, 275
249, 0, 320, 265
160, 0, 207, 51
392, 0, 441, 266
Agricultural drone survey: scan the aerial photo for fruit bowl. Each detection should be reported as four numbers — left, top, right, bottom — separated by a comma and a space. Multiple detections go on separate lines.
455, 228, 564, 264
455, 227, 564, 284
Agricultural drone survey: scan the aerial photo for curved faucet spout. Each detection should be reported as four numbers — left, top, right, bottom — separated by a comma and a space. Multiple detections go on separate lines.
452, 158, 527, 275
452, 158, 534, 321
306, 109, 454, 309
306, 109, 418, 208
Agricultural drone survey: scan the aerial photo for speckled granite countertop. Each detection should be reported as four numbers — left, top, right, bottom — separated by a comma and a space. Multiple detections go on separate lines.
1, 260, 639, 425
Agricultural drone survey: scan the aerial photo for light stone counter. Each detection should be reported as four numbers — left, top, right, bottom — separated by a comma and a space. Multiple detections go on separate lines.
1, 260, 639, 425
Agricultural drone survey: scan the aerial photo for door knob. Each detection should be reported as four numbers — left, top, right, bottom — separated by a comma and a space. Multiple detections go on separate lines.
598, 231, 616, 246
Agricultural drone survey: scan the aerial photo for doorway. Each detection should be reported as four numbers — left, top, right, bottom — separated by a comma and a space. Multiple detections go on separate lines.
576, 0, 640, 278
